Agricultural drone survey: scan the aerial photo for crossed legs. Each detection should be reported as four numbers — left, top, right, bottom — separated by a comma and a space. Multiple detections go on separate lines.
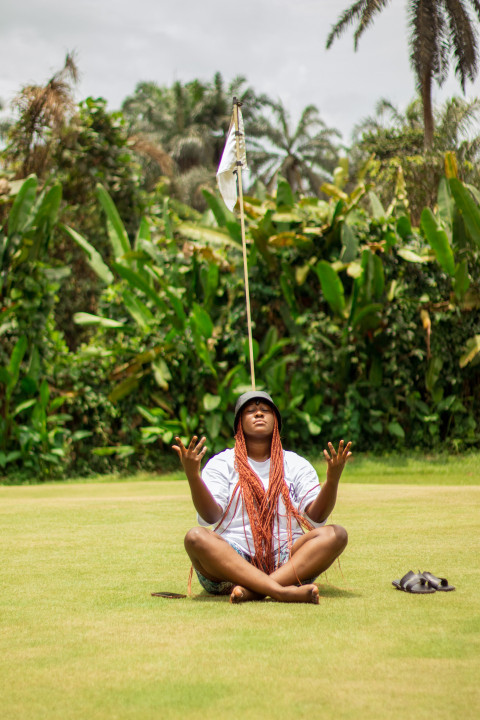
184, 524, 348, 604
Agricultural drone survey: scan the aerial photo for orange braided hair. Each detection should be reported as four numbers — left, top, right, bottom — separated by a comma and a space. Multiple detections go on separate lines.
217, 416, 313, 574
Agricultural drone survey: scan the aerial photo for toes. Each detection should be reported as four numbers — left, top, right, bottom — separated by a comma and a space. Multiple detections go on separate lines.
230, 586, 245, 604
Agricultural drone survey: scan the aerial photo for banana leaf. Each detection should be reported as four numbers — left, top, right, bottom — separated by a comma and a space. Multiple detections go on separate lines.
7, 175, 38, 238
437, 178, 453, 229
449, 179, 480, 249
112, 263, 167, 313
96, 184, 131, 259
7, 336, 28, 398
62, 225, 113, 284
33, 184, 62, 231
420, 208, 455, 276
176, 223, 240, 248
314, 260, 346, 317
122, 289, 154, 331
454, 260, 470, 300
73, 312, 125, 329
202, 189, 228, 227
134, 217, 150, 250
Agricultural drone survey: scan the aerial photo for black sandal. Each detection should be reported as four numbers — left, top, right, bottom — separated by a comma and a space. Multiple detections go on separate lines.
392, 570, 436, 594
421, 572, 455, 592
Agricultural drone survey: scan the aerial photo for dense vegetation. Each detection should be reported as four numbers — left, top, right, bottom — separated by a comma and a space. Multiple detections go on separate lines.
1, 59, 479, 481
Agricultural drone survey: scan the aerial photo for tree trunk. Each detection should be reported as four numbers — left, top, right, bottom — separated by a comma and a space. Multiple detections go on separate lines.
421, 71, 434, 150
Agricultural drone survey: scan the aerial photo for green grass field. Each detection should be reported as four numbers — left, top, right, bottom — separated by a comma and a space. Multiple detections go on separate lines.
1, 457, 479, 719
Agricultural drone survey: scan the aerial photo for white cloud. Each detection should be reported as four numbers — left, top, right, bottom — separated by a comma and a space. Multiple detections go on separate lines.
1, 0, 478, 141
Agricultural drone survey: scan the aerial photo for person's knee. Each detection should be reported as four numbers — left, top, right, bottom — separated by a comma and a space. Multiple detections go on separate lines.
330, 524, 348, 551
184, 526, 210, 553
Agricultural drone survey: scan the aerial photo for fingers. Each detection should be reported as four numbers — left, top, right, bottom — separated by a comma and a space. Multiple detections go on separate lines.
196, 436, 207, 452
324, 440, 353, 461
173, 436, 207, 456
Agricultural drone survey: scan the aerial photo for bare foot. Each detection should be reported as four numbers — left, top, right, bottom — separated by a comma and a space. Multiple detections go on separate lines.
276, 583, 319, 604
230, 585, 264, 603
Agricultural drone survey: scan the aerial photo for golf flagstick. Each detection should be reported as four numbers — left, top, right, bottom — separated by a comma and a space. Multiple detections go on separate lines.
217, 98, 255, 390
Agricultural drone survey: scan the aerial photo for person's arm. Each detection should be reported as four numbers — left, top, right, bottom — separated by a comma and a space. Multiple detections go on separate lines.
172, 436, 223, 524
305, 440, 352, 524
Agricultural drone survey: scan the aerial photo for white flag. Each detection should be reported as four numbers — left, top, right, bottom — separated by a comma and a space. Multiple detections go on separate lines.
216, 107, 247, 211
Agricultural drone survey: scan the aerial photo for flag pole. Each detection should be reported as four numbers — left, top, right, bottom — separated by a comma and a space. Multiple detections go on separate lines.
233, 97, 256, 390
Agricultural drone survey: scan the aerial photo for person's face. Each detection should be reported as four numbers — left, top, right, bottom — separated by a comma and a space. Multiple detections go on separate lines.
241, 400, 275, 440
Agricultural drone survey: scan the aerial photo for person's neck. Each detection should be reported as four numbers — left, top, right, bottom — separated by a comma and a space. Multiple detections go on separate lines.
245, 437, 272, 462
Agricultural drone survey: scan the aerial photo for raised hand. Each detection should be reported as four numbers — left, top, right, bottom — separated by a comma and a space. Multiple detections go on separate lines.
323, 440, 352, 483
172, 435, 207, 477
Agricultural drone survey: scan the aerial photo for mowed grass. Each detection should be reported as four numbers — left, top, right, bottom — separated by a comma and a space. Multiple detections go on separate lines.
1, 462, 479, 720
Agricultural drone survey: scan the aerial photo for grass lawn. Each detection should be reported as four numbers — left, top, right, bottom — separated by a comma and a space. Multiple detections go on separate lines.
1, 459, 479, 719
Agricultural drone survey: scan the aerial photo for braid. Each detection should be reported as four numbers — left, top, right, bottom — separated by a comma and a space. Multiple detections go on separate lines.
223, 416, 313, 574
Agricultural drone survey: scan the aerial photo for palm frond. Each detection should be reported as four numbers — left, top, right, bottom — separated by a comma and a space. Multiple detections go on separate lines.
353, 0, 393, 48
326, 0, 369, 48
326, 0, 393, 50
409, 1, 442, 92
444, 0, 479, 90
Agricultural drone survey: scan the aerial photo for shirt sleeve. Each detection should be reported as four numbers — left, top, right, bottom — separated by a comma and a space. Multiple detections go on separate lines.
291, 455, 327, 528
197, 452, 231, 526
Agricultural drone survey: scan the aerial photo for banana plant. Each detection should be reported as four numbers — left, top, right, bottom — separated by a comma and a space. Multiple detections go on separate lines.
63, 183, 248, 454
0, 336, 87, 474
1, 175, 64, 334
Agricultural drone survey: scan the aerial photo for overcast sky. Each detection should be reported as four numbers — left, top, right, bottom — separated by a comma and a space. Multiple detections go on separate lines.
1, 0, 479, 142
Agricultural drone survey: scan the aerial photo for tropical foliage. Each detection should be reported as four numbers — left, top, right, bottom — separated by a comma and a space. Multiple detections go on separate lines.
1, 57, 480, 481
247, 100, 341, 195
351, 96, 480, 221
122, 73, 270, 208
327, 0, 480, 148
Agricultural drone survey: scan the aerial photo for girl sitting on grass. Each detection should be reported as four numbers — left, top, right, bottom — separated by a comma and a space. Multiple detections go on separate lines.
173, 391, 351, 604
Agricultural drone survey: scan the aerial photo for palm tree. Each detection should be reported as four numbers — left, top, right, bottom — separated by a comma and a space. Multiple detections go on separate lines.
326, 0, 480, 149
353, 94, 480, 158
350, 94, 480, 220
247, 100, 341, 195
122, 73, 270, 207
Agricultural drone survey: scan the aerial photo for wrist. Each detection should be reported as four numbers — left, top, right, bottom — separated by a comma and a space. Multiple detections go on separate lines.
184, 466, 201, 484
326, 469, 341, 484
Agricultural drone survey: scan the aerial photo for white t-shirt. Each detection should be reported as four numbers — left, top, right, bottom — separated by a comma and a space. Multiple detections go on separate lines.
198, 448, 325, 557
